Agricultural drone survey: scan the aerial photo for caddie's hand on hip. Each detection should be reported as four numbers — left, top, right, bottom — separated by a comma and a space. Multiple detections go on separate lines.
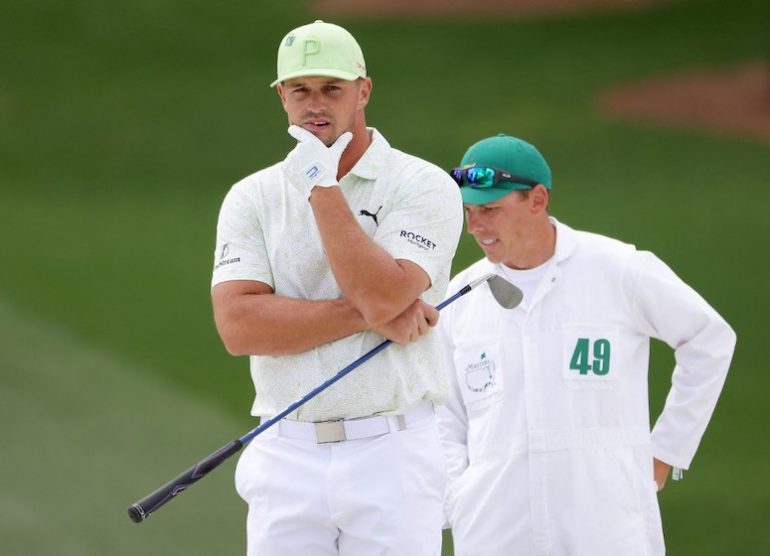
653, 457, 672, 491
284, 125, 353, 199
371, 299, 439, 346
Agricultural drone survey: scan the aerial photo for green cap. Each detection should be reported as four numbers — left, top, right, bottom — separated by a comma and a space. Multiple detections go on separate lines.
459, 134, 552, 205
271, 20, 367, 87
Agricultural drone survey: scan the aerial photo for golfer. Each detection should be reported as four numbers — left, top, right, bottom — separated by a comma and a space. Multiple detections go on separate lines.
210, 20, 463, 555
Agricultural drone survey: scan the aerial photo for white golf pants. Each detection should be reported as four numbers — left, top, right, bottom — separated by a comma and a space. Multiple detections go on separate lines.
235, 412, 447, 555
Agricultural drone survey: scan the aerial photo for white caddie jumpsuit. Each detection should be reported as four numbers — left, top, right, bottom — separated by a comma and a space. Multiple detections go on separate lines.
437, 218, 736, 556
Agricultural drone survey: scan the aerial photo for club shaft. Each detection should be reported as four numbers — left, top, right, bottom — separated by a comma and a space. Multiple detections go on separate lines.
128, 277, 486, 523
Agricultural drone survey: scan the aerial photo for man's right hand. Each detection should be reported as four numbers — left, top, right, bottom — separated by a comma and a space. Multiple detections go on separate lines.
371, 299, 439, 345
284, 125, 352, 199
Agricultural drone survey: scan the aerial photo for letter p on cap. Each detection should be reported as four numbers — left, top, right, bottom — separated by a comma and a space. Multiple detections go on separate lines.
302, 39, 320, 65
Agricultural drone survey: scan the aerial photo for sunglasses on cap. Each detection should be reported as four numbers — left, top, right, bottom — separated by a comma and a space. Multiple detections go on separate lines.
449, 166, 539, 189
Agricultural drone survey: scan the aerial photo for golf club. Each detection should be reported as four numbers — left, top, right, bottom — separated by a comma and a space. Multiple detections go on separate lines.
128, 273, 521, 523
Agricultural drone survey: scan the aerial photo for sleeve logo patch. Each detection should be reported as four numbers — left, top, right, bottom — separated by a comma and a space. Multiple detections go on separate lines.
215, 242, 241, 269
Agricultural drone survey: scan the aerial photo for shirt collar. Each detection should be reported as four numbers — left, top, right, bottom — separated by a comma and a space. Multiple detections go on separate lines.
347, 127, 389, 180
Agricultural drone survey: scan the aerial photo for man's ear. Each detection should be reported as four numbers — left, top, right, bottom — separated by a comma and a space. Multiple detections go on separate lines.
276, 83, 288, 110
530, 184, 550, 214
357, 77, 372, 110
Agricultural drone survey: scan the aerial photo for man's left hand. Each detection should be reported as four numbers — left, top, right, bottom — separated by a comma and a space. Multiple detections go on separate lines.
371, 299, 439, 345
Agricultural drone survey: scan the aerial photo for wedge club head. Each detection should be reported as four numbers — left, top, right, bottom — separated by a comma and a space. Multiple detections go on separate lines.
487, 274, 523, 309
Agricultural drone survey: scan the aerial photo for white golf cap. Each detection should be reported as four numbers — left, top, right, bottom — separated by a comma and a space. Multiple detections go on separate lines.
270, 20, 367, 87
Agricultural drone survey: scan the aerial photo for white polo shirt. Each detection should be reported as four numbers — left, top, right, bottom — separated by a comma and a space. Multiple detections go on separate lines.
212, 128, 463, 422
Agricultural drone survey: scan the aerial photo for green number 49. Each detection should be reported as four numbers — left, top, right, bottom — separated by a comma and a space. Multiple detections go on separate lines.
569, 338, 611, 376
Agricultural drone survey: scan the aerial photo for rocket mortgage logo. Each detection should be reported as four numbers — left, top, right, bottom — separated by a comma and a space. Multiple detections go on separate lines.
399, 229, 437, 251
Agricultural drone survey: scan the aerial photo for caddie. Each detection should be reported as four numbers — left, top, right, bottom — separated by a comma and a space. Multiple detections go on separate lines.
210, 20, 463, 555
436, 133, 736, 555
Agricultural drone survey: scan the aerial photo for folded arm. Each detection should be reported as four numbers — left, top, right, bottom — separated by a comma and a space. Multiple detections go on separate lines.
213, 279, 439, 356
212, 280, 368, 356
309, 186, 431, 326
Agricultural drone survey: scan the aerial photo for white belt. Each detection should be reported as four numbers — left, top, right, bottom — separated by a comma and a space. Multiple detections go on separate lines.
277, 402, 434, 444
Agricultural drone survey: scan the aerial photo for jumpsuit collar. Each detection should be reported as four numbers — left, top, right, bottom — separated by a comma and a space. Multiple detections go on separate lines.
549, 217, 578, 264
494, 218, 578, 312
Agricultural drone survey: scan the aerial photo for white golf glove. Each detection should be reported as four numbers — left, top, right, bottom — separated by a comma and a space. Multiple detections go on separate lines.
283, 125, 353, 199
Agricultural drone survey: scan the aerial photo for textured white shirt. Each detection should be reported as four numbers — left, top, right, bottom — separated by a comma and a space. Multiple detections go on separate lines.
212, 128, 463, 421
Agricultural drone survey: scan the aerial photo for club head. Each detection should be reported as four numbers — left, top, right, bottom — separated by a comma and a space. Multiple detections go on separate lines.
487, 275, 523, 309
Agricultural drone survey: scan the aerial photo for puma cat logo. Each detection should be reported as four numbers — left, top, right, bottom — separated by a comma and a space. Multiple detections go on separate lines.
359, 205, 383, 226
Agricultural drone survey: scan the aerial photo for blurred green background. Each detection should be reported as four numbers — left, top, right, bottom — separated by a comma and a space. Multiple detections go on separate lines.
1, 0, 768, 554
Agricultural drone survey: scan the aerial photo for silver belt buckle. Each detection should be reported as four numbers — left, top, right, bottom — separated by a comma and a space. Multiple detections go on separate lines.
314, 420, 347, 444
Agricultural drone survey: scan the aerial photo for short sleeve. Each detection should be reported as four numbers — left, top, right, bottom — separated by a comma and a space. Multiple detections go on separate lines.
374, 163, 463, 286
211, 178, 274, 289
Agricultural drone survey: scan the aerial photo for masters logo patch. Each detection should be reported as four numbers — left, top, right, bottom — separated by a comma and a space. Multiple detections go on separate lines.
465, 351, 496, 393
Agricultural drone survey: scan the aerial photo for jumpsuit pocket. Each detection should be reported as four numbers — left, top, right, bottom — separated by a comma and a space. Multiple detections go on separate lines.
561, 325, 619, 390
453, 342, 504, 411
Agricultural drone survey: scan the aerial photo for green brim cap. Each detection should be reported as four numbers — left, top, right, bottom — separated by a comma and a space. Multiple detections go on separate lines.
271, 20, 367, 87
459, 134, 552, 205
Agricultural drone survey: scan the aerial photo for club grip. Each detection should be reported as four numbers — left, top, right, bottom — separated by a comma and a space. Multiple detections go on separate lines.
128, 439, 243, 523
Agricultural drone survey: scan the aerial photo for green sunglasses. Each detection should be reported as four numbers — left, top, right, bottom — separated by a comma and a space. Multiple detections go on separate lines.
450, 166, 539, 189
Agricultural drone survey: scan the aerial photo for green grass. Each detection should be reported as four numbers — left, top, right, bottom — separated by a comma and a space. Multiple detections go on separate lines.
1, 0, 769, 553
0, 294, 248, 555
